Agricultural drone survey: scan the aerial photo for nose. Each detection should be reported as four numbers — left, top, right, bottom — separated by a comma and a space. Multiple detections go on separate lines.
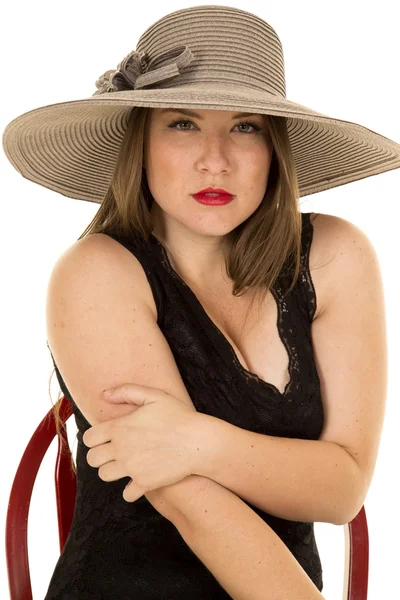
197, 134, 231, 172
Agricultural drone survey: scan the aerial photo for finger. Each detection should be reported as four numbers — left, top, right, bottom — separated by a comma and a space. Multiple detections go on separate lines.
122, 479, 145, 503
104, 384, 146, 406
86, 442, 114, 468
109, 383, 162, 402
82, 423, 113, 448
98, 461, 128, 483
104, 395, 132, 404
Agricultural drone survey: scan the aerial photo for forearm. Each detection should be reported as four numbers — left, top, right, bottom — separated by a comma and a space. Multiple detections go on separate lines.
168, 477, 325, 600
193, 414, 364, 525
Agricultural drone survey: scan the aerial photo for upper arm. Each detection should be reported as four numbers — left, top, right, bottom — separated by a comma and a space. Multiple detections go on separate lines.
45, 233, 195, 427
311, 214, 388, 512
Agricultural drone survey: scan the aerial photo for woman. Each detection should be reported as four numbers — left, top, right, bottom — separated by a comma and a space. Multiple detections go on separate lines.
2, 5, 396, 599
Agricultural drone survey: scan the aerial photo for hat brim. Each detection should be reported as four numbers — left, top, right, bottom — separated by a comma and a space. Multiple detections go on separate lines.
3, 84, 400, 203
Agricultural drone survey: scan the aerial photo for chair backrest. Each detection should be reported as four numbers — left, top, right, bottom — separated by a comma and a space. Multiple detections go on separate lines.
342, 504, 369, 599
6, 395, 76, 600
5, 395, 369, 600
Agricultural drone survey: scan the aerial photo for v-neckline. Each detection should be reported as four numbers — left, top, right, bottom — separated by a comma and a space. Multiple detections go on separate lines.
147, 214, 309, 396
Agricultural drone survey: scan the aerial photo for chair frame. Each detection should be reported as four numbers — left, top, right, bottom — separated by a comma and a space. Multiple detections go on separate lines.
6, 396, 76, 600
5, 395, 369, 599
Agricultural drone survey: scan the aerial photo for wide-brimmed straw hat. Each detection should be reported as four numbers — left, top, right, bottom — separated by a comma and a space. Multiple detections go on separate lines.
3, 4, 400, 203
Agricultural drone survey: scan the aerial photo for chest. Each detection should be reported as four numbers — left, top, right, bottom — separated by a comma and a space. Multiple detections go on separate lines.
188, 216, 329, 395
146, 213, 330, 395
191, 285, 291, 394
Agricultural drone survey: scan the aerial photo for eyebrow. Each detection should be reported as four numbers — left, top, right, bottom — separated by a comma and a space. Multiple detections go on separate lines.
159, 108, 263, 120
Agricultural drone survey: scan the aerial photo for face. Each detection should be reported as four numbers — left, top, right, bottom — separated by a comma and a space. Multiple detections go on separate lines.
143, 107, 273, 244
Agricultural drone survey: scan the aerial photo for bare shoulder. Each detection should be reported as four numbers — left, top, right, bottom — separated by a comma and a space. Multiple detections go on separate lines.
46, 231, 194, 430
60, 232, 159, 319
306, 212, 387, 511
308, 212, 379, 319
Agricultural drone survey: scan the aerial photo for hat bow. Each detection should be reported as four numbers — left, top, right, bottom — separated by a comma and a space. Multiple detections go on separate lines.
93, 45, 194, 95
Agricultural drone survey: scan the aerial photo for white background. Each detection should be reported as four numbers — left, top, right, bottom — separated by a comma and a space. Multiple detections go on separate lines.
1, 1, 399, 598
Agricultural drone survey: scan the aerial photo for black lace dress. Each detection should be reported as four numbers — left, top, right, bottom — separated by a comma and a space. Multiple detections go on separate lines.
44, 211, 324, 598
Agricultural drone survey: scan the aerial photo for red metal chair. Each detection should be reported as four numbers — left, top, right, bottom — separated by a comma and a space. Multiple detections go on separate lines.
5, 395, 369, 599
6, 395, 76, 600
343, 505, 369, 599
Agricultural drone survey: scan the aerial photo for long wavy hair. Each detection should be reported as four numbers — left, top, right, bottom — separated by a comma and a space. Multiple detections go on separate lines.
49, 106, 303, 474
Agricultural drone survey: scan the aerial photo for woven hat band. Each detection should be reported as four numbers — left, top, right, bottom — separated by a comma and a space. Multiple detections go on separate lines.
95, 6, 286, 97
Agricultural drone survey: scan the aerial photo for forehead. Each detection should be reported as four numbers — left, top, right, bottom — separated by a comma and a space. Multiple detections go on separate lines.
151, 108, 265, 120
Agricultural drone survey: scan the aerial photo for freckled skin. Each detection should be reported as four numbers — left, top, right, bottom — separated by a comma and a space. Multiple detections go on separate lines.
142, 108, 273, 287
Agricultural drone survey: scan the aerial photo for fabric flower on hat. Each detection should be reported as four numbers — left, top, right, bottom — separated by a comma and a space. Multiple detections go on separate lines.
93, 50, 150, 95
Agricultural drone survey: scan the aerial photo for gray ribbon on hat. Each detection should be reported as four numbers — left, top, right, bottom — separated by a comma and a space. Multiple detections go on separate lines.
93, 45, 194, 95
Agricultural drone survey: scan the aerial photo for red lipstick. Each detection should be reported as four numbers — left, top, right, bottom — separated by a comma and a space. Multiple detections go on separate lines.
192, 187, 234, 206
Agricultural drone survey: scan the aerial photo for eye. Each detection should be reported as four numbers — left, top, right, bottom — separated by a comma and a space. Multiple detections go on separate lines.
235, 120, 261, 134
168, 119, 195, 131
167, 119, 261, 133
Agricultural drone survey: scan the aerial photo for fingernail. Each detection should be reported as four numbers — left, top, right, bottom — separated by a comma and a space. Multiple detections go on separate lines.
103, 388, 115, 396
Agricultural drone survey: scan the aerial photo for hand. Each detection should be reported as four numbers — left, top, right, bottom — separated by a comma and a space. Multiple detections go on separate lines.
82, 384, 200, 502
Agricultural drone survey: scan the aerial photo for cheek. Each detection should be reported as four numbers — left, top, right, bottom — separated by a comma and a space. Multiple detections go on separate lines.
241, 151, 271, 182
146, 152, 187, 197
253, 147, 273, 181
151, 141, 190, 174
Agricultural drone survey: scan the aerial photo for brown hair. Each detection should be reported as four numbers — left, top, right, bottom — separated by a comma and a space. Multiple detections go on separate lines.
49, 106, 303, 474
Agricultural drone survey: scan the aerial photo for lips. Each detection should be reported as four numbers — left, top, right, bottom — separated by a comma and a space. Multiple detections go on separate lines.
194, 187, 233, 196
192, 187, 234, 205
192, 192, 234, 205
